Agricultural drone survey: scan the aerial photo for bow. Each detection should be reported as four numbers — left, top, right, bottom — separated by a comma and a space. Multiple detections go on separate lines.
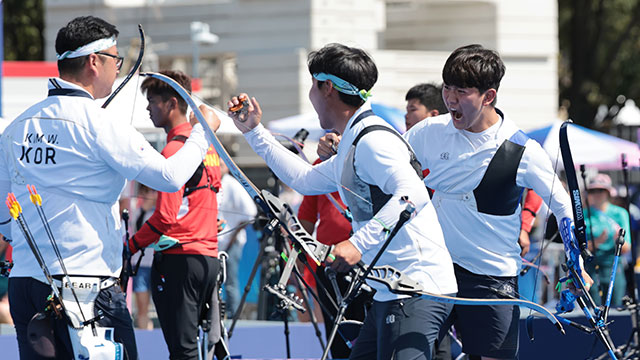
559, 121, 593, 263
558, 121, 596, 297
140, 74, 570, 333
333, 202, 564, 332
365, 264, 565, 334
139, 72, 330, 266
102, 24, 145, 109
107, 25, 144, 292
557, 120, 620, 359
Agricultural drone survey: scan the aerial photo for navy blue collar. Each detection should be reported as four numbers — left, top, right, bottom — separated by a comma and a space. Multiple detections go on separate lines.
47, 88, 93, 99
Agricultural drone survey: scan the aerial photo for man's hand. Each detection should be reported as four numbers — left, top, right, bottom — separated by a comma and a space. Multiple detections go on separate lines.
190, 104, 221, 131
582, 269, 594, 291
127, 237, 139, 256
568, 268, 594, 296
317, 132, 341, 160
227, 93, 263, 133
217, 219, 226, 233
326, 240, 361, 273
518, 229, 531, 257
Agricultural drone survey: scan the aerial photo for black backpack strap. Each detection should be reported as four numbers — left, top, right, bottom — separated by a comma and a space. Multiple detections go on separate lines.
472, 139, 525, 215
349, 109, 375, 129
170, 135, 216, 197
352, 125, 423, 179
346, 125, 424, 216
171, 135, 189, 143
184, 183, 219, 197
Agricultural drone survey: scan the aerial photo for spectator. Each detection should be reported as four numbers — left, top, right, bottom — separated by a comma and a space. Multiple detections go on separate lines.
585, 174, 631, 306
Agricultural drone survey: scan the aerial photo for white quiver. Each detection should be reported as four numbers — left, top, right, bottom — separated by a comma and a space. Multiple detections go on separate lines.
62, 276, 124, 360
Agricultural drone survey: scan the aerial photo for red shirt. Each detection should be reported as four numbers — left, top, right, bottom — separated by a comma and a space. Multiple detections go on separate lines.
521, 190, 543, 233
297, 159, 352, 287
297, 161, 352, 246
130, 122, 221, 257
3, 244, 11, 262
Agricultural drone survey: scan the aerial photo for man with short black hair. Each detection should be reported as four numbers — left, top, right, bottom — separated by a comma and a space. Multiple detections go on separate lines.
405, 44, 592, 360
0, 16, 219, 359
405, 83, 447, 131
130, 69, 223, 359
229, 43, 457, 360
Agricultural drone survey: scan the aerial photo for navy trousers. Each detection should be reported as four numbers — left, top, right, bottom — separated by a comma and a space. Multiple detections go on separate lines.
9, 276, 138, 360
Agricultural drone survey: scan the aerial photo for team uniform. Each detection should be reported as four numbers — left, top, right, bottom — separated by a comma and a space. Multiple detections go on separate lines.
404, 109, 573, 358
297, 159, 370, 359
0, 78, 210, 359
244, 103, 457, 359
130, 121, 222, 359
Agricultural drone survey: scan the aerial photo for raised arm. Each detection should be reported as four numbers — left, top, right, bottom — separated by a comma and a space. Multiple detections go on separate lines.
228, 94, 337, 195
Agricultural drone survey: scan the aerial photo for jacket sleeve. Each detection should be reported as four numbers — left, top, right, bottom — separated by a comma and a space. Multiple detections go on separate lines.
244, 125, 337, 195
518, 140, 573, 227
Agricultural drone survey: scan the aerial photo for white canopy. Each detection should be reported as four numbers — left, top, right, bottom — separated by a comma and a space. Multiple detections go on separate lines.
527, 120, 640, 170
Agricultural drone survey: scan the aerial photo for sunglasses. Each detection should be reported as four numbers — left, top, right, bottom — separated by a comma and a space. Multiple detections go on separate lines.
95, 52, 124, 70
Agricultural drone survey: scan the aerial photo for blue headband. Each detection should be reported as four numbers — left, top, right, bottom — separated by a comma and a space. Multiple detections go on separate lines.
313, 73, 372, 101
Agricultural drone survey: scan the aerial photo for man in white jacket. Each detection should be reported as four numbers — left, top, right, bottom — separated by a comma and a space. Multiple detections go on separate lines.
404, 44, 592, 360
0, 16, 219, 359
227, 43, 457, 360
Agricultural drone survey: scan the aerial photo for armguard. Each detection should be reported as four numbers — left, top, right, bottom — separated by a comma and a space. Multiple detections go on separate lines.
151, 235, 180, 252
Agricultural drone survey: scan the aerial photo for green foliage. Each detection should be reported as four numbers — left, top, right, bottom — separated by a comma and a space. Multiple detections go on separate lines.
3, 0, 44, 60
559, 0, 640, 127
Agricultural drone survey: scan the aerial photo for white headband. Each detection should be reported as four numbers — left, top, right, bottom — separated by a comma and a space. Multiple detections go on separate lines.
56, 36, 117, 60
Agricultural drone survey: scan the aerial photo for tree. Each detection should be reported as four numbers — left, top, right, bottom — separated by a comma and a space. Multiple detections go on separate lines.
3, 0, 44, 60
559, 0, 640, 128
